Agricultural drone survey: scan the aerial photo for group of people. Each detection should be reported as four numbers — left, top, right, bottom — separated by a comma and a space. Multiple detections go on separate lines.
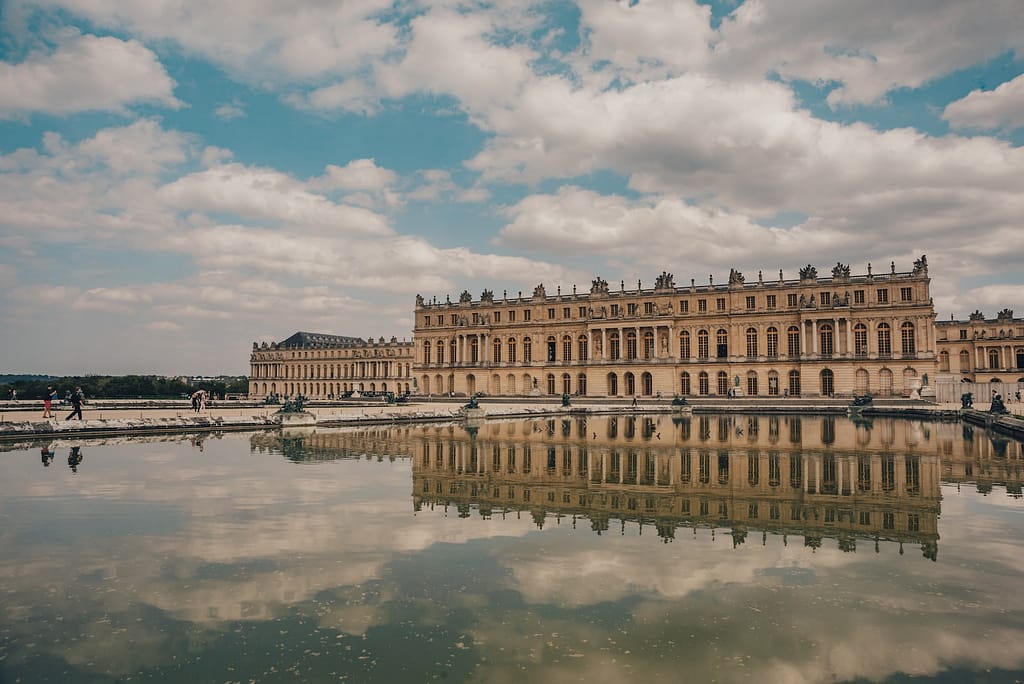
40, 444, 83, 471
190, 389, 210, 412
40, 385, 84, 420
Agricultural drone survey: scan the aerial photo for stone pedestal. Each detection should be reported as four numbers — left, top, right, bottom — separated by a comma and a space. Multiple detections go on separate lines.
279, 411, 316, 427
463, 407, 486, 419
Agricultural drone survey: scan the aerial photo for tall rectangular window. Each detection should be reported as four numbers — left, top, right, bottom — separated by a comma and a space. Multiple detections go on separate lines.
787, 293, 798, 307
854, 290, 865, 304
716, 297, 726, 311
627, 303, 638, 316
877, 288, 889, 304
548, 308, 555, 319
493, 311, 500, 322
644, 301, 654, 314
509, 310, 516, 322
563, 307, 571, 318
766, 295, 776, 309
523, 309, 531, 321
698, 299, 707, 312
745, 296, 755, 310
680, 300, 689, 313
900, 287, 913, 302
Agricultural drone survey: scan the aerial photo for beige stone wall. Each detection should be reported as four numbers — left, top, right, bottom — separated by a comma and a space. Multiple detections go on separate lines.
249, 337, 415, 399
413, 265, 937, 397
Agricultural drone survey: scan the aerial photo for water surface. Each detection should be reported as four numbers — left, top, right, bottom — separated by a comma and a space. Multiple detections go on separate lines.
1, 415, 1022, 683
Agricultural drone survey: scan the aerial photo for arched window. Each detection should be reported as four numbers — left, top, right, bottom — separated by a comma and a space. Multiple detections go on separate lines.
716, 329, 728, 358
449, 339, 457, 364
577, 373, 587, 395
546, 336, 557, 362
642, 372, 653, 396
625, 372, 635, 395
767, 370, 779, 396
879, 368, 893, 396
681, 372, 691, 395
493, 338, 502, 364
746, 328, 758, 357
608, 373, 619, 396
609, 332, 621, 360
508, 337, 518, 364
470, 337, 480, 363
856, 368, 869, 393
563, 335, 573, 362
787, 326, 801, 357
577, 335, 588, 360
766, 327, 779, 357
819, 323, 834, 356
938, 351, 949, 372
717, 370, 729, 395
699, 371, 709, 395
901, 322, 916, 355
877, 323, 892, 356
746, 370, 758, 396
546, 373, 556, 394
561, 373, 571, 395
988, 349, 1000, 369
523, 337, 532, 363
423, 340, 431, 364
680, 330, 691, 358
626, 332, 638, 360
643, 331, 655, 359
820, 369, 834, 396
959, 349, 970, 371
697, 330, 709, 358
788, 370, 801, 396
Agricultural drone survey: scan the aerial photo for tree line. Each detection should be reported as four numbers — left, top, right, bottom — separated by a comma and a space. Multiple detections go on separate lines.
2, 376, 249, 400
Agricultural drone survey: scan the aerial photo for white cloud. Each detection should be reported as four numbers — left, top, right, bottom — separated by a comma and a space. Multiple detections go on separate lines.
158, 163, 394, 237
311, 159, 397, 193
944, 73, 1024, 132
0, 33, 180, 117
17, 0, 399, 82
213, 102, 245, 121
713, 0, 1024, 106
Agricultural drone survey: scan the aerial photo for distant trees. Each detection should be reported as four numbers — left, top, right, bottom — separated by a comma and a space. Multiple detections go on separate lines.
0, 376, 248, 400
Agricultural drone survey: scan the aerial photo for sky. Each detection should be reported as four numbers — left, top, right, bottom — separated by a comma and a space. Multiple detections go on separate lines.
0, 0, 1022, 376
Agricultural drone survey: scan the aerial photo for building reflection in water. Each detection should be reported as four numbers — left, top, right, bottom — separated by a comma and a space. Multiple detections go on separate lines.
249, 415, 1024, 561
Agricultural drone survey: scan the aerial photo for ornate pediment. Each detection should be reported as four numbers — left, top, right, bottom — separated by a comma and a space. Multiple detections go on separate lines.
459, 290, 472, 304
590, 277, 609, 295
653, 271, 674, 290
831, 262, 851, 280
799, 264, 818, 281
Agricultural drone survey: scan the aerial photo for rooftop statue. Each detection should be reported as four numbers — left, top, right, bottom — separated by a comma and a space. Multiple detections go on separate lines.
799, 264, 818, 280
459, 290, 472, 304
912, 254, 928, 276
654, 271, 675, 290
728, 268, 745, 285
832, 262, 851, 279
590, 277, 609, 295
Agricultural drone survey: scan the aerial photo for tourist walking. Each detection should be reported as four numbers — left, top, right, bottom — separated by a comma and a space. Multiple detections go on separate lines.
65, 387, 84, 420
191, 389, 203, 412
42, 385, 57, 418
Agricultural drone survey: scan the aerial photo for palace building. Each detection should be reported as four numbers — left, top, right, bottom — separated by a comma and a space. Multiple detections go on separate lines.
248, 331, 414, 399
412, 257, 938, 399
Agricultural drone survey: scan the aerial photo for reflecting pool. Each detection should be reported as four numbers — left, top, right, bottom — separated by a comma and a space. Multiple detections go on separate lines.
1, 415, 1023, 683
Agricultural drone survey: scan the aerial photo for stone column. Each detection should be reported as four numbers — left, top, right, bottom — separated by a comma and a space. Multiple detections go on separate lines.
812, 320, 819, 355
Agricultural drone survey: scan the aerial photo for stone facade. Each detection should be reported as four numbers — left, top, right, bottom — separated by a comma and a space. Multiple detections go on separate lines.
249, 331, 414, 399
933, 309, 1024, 402
413, 258, 937, 398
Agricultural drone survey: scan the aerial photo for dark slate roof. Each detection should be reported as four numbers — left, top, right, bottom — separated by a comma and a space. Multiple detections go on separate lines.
278, 331, 364, 348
